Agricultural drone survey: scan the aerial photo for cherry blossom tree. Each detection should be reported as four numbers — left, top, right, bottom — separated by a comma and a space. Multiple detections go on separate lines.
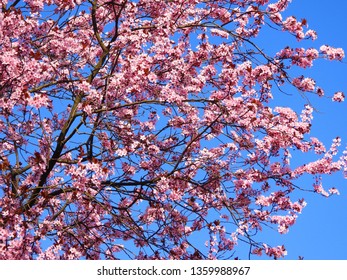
0, 0, 345, 259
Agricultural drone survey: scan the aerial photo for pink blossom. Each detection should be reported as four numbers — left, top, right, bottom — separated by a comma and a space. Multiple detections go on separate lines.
305, 29, 318, 40
263, 244, 287, 259
320, 45, 345, 60
332, 91, 345, 102
292, 76, 316, 91
316, 87, 325, 97
210, 28, 229, 38
310, 137, 326, 154
0, 0, 345, 261
282, 16, 305, 40
313, 181, 330, 197
329, 188, 340, 195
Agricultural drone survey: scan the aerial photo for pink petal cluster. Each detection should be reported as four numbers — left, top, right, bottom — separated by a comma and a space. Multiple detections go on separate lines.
320, 45, 345, 61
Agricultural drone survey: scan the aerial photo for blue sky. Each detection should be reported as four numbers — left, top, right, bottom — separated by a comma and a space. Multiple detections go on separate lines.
250, 0, 347, 260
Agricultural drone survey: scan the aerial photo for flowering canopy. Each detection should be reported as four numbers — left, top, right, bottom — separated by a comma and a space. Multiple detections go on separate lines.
0, 0, 346, 259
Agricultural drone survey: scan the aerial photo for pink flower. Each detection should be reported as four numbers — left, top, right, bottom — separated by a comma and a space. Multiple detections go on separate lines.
332, 91, 345, 102
313, 183, 329, 197
282, 16, 304, 40
316, 87, 324, 97
263, 244, 287, 259
1, 0, 346, 261
28, 93, 50, 109
292, 77, 315, 91
329, 188, 340, 195
305, 29, 318, 40
320, 45, 345, 60
210, 28, 229, 38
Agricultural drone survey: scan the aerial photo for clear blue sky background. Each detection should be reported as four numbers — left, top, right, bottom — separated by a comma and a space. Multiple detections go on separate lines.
248, 0, 347, 260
